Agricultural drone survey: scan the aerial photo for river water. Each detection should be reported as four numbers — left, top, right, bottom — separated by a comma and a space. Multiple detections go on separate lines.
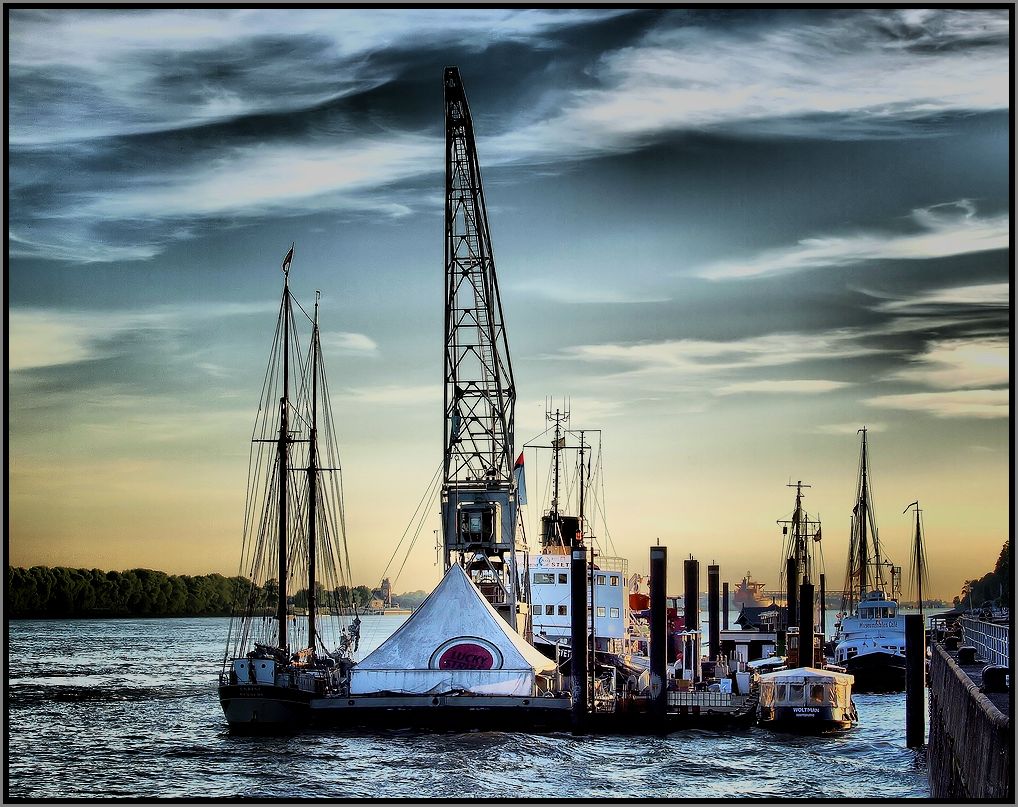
6, 615, 928, 800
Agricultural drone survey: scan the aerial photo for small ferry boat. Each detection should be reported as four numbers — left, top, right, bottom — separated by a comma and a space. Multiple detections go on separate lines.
757, 666, 858, 733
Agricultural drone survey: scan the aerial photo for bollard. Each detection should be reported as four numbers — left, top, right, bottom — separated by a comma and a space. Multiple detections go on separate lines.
957, 645, 977, 665
981, 665, 1009, 693
905, 613, 925, 748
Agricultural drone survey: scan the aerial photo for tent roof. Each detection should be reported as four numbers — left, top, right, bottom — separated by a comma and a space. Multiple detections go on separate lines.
354, 563, 556, 673
759, 665, 855, 684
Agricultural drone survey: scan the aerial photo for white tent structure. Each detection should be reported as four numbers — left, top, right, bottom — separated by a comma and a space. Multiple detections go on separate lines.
349, 564, 557, 696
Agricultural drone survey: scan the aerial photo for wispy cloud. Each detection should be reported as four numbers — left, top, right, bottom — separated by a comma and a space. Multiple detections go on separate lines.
339, 383, 441, 406
888, 336, 1009, 390
872, 282, 1010, 313
695, 201, 1008, 281
320, 331, 379, 356
509, 278, 669, 305
813, 422, 887, 435
715, 379, 851, 396
864, 389, 1008, 419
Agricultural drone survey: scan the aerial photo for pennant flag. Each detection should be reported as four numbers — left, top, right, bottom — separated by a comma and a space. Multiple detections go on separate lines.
513, 452, 527, 506
282, 243, 294, 274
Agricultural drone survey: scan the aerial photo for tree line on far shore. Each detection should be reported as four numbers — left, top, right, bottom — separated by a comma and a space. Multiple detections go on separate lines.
5, 566, 427, 619
954, 539, 1010, 611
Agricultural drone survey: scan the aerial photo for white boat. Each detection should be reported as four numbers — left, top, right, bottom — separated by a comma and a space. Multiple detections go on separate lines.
757, 666, 858, 733
832, 429, 906, 691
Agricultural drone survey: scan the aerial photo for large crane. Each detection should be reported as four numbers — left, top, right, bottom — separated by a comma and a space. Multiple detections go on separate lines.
440, 66, 527, 633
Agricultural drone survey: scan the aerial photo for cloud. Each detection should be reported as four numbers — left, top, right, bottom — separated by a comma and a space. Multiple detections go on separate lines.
888, 337, 1009, 390
714, 379, 851, 396
339, 383, 441, 406
813, 422, 887, 435
509, 278, 669, 305
320, 331, 379, 356
695, 201, 1008, 281
864, 389, 1008, 419
873, 282, 1010, 313
557, 329, 885, 379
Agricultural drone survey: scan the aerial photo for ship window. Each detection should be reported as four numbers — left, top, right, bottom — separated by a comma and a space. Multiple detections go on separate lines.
596, 575, 607, 586
534, 573, 555, 584
545, 605, 554, 615
609, 576, 619, 586
558, 573, 567, 584
596, 606, 606, 618
776, 684, 787, 701
810, 684, 824, 704
789, 684, 805, 702
558, 605, 567, 616
610, 607, 620, 619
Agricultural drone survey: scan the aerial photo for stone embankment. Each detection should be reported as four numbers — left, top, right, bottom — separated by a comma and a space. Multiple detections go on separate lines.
927, 641, 1011, 800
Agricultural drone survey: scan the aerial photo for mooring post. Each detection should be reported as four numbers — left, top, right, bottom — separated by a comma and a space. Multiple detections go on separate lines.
905, 613, 926, 747
708, 564, 720, 661
798, 581, 814, 668
785, 557, 798, 630
722, 581, 729, 630
650, 545, 668, 718
819, 573, 826, 649
570, 547, 588, 731
684, 556, 700, 681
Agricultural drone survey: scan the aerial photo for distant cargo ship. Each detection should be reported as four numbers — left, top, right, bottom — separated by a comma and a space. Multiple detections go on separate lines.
733, 572, 770, 607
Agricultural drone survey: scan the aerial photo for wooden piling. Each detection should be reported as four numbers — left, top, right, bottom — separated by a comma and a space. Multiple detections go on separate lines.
650, 545, 668, 717
707, 564, 720, 661
570, 547, 588, 730
722, 581, 729, 630
785, 557, 798, 629
798, 581, 814, 668
905, 613, 926, 747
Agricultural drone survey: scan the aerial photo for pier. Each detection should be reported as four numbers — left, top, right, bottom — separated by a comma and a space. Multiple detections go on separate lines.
927, 615, 1011, 800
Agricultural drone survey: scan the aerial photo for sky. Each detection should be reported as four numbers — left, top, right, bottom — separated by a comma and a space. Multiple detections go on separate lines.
7, 7, 1012, 602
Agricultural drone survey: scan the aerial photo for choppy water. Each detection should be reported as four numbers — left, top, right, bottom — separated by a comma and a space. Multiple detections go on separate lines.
6, 617, 928, 800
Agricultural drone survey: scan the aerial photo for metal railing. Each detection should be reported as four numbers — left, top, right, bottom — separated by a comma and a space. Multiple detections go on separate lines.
667, 691, 733, 708
959, 616, 1010, 668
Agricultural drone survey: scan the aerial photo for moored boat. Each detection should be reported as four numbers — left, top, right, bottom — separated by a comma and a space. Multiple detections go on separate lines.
757, 666, 858, 733
733, 572, 770, 607
832, 428, 906, 691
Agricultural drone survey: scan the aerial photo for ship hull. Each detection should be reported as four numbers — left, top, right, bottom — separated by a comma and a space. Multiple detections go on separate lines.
759, 704, 856, 733
842, 651, 906, 692
218, 684, 312, 733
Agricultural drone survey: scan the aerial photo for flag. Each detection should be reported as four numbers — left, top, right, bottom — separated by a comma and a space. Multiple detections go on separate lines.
282, 243, 294, 274
513, 451, 527, 506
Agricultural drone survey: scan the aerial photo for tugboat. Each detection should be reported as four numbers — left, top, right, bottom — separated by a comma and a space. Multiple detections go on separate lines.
832, 429, 906, 691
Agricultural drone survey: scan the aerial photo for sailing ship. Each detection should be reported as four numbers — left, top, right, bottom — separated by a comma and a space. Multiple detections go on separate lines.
832, 428, 906, 691
218, 248, 358, 731
733, 572, 770, 607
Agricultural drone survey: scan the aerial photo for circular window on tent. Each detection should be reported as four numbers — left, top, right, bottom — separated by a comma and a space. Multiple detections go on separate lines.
430, 637, 503, 670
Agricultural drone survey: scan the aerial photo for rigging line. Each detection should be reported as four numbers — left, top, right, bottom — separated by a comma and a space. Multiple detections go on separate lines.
378, 460, 444, 585
392, 474, 443, 588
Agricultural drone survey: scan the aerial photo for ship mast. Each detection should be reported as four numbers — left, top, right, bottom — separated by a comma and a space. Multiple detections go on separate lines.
440, 66, 524, 629
904, 501, 928, 617
276, 248, 293, 652
307, 291, 320, 653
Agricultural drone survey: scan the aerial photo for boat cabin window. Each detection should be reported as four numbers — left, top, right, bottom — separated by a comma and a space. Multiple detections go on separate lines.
558, 605, 567, 616
534, 573, 555, 584
776, 684, 787, 701
545, 605, 554, 615
558, 573, 567, 584
810, 684, 824, 704
789, 684, 805, 702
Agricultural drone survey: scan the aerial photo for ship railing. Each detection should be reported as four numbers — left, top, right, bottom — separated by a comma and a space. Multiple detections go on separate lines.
959, 616, 1010, 669
667, 691, 733, 708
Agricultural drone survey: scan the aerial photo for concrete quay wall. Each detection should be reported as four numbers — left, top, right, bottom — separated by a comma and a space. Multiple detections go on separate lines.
927, 642, 1011, 800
